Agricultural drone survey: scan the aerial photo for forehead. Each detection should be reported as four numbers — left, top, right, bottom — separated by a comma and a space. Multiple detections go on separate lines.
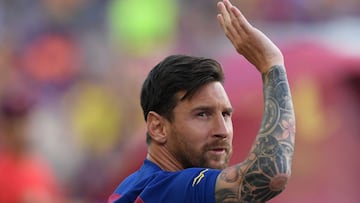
175, 82, 232, 109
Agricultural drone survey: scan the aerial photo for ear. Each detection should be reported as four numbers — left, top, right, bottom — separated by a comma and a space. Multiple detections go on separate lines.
146, 111, 167, 144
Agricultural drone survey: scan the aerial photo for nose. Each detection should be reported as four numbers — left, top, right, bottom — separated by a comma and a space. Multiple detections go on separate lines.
212, 114, 232, 139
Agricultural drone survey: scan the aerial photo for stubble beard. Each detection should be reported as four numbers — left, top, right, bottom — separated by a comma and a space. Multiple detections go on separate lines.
202, 144, 232, 169
177, 141, 232, 170
170, 126, 232, 170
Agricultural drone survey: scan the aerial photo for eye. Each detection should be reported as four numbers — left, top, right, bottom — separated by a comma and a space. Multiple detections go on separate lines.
197, 112, 208, 118
222, 111, 232, 118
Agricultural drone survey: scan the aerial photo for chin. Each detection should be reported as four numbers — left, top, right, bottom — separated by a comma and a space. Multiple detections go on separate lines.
207, 161, 228, 169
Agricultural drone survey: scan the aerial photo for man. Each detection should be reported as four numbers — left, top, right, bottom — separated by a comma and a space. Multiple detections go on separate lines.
109, 0, 295, 202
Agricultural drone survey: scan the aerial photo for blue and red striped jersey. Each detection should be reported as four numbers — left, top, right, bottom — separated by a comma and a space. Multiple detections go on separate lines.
109, 159, 221, 203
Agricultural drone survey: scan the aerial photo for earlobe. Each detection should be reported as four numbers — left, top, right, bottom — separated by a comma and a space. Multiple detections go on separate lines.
147, 111, 167, 144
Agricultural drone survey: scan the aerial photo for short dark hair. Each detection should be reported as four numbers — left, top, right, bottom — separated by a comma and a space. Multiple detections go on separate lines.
140, 54, 225, 144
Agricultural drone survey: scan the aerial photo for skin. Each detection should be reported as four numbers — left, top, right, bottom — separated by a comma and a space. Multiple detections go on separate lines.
214, 1, 295, 202
147, 0, 295, 202
216, 0, 283, 73
164, 82, 234, 170
214, 65, 295, 202
147, 82, 234, 170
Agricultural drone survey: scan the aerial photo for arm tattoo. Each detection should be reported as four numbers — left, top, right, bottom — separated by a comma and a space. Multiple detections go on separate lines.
215, 65, 295, 203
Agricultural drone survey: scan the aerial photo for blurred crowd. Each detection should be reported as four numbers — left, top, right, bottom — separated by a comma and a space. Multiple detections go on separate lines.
0, 0, 359, 203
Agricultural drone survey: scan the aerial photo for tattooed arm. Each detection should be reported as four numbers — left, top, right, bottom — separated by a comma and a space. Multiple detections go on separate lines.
215, 1, 295, 202
215, 65, 295, 202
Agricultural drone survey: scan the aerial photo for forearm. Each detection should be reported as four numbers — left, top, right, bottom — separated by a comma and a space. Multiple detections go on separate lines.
241, 64, 295, 201
215, 65, 295, 203
215, 1, 295, 201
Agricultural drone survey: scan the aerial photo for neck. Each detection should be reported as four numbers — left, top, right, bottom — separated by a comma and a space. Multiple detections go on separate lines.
147, 143, 184, 171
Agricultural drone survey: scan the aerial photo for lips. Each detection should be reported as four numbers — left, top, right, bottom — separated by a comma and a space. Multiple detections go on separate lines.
208, 146, 229, 155
206, 141, 231, 155
210, 148, 226, 155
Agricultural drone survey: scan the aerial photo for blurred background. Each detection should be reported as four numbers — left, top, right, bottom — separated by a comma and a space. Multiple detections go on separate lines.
0, 0, 359, 202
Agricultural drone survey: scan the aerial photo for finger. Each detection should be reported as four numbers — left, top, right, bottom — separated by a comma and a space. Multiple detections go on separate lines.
223, 0, 238, 24
217, 1, 231, 24
216, 13, 226, 31
223, 0, 234, 16
217, 13, 236, 42
222, 0, 248, 40
224, 0, 238, 26
217, 2, 238, 40
230, 6, 252, 33
223, 0, 232, 8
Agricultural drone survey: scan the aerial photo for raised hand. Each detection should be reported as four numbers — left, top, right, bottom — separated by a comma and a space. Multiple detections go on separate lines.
217, 0, 284, 73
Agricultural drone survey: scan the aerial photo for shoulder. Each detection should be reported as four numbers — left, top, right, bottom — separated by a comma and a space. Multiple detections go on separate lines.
144, 168, 221, 203
158, 168, 221, 188
111, 167, 221, 203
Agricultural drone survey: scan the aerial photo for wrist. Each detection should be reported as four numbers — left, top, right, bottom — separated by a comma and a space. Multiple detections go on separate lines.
261, 65, 287, 84
257, 54, 284, 74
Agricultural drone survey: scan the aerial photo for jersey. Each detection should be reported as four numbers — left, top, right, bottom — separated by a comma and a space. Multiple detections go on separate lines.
108, 159, 221, 203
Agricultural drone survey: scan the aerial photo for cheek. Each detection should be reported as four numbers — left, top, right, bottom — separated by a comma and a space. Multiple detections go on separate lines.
175, 121, 209, 146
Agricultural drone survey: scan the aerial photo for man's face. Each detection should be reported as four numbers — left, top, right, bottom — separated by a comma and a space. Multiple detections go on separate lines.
164, 82, 233, 169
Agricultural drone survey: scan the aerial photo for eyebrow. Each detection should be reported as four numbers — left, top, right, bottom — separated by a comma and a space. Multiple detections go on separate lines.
191, 105, 234, 114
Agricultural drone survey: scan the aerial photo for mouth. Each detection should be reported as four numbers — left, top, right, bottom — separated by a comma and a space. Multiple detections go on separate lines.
209, 147, 227, 155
